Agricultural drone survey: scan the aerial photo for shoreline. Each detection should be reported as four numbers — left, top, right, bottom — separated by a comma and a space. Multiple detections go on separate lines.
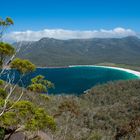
38, 65, 140, 78
69, 65, 140, 78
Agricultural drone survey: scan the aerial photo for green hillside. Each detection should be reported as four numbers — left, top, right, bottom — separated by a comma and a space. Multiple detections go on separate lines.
15, 36, 140, 67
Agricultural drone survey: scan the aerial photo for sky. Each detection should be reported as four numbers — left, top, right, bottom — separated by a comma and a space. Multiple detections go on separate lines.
0, 0, 140, 41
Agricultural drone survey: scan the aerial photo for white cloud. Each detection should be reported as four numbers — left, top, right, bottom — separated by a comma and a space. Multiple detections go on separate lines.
5, 27, 137, 42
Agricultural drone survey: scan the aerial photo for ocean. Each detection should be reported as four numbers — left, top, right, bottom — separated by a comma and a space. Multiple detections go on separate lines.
2, 66, 138, 95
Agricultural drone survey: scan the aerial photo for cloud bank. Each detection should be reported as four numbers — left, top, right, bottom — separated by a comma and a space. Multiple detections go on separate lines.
5, 27, 137, 42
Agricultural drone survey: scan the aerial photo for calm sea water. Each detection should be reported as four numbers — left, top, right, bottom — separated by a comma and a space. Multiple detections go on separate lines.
1, 66, 139, 95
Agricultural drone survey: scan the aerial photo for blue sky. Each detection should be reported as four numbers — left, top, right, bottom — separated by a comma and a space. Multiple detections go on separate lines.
1, 0, 140, 41
0, 0, 140, 31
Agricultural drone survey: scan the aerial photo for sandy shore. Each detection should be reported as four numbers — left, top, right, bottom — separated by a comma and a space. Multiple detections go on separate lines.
37, 65, 140, 78
69, 65, 140, 78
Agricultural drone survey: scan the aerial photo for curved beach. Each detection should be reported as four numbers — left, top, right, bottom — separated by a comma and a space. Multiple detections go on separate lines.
69, 65, 140, 79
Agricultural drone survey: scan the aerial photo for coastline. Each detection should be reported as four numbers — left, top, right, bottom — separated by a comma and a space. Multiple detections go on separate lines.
32, 65, 140, 79
69, 65, 140, 79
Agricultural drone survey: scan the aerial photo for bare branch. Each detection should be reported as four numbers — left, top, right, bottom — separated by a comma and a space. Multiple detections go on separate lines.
0, 75, 24, 116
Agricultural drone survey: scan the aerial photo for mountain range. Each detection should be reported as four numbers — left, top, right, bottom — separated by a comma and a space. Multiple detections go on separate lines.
14, 36, 140, 67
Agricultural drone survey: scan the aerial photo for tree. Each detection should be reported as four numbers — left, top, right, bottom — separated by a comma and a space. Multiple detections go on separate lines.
0, 17, 56, 139
0, 100, 56, 132
0, 17, 15, 71
27, 75, 54, 93
0, 57, 36, 117
0, 17, 14, 39
0, 42, 15, 68
10, 58, 36, 75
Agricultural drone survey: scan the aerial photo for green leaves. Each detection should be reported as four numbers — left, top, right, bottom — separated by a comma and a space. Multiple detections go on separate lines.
28, 75, 54, 93
11, 58, 36, 74
0, 100, 56, 132
0, 112, 17, 127
25, 107, 56, 131
31, 75, 54, 87
0, 16, 56, 137
0, 17, 14, 26
0, 42, 15, 55
0, 80, 5, 99
0, 98, 5, 107
0, 17, 14, 39
13, 100, 35, 117
0, 127, 5, 140
27, 83, 47, 93
31, 75, 44, 84
0, 80, 4, 86
5, 17, 14, 25
0, 42, 15, 67
0, 88, 7, 99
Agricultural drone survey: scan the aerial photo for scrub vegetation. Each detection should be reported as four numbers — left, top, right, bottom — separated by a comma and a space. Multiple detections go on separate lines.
0, 17, 140, 140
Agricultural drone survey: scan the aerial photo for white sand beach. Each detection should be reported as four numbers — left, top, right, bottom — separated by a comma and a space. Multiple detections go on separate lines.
69, 65, 140, 78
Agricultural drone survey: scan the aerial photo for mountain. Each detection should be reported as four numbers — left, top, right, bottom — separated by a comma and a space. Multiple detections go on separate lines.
15, 36, 140, 67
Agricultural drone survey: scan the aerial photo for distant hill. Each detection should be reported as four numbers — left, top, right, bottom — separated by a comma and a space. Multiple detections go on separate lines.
15, 36, 140, 66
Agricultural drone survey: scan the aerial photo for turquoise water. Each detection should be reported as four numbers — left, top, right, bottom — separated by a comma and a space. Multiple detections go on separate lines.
1, 66, 139, 95
19, 66, 139, 95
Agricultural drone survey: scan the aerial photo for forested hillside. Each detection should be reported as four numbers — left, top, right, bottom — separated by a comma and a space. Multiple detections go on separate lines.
15, 36, 140, 66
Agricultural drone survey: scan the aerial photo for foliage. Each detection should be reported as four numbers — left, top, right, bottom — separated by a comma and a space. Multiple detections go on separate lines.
0, 42, 15, 67
27, 75, 54, 93
38, 80, 140, 140
0, 17, 14, 39
0, 111, 17, 127
28, 83, 47, 93
1, 77, 140, 140
88, 132, 102, 140
0, 100, 56, 131
10, 58, 36, 74
0, 80, 4, 85
0, 42, 15, 57
54, 99, 80, 118
25, 107, 56, 131
0, 88, 7, 99
39, 94, 50, 100
0, 17, 14, 26
0, 127, 5, 140
0, 17, 55, 139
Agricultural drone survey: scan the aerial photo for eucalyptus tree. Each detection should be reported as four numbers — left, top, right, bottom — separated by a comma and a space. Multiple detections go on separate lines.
0, 17, 14, 40
0, 17, 56, 139
0, 42, 15, 68
27, 75, 54, 93
0, 56, 56, 139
